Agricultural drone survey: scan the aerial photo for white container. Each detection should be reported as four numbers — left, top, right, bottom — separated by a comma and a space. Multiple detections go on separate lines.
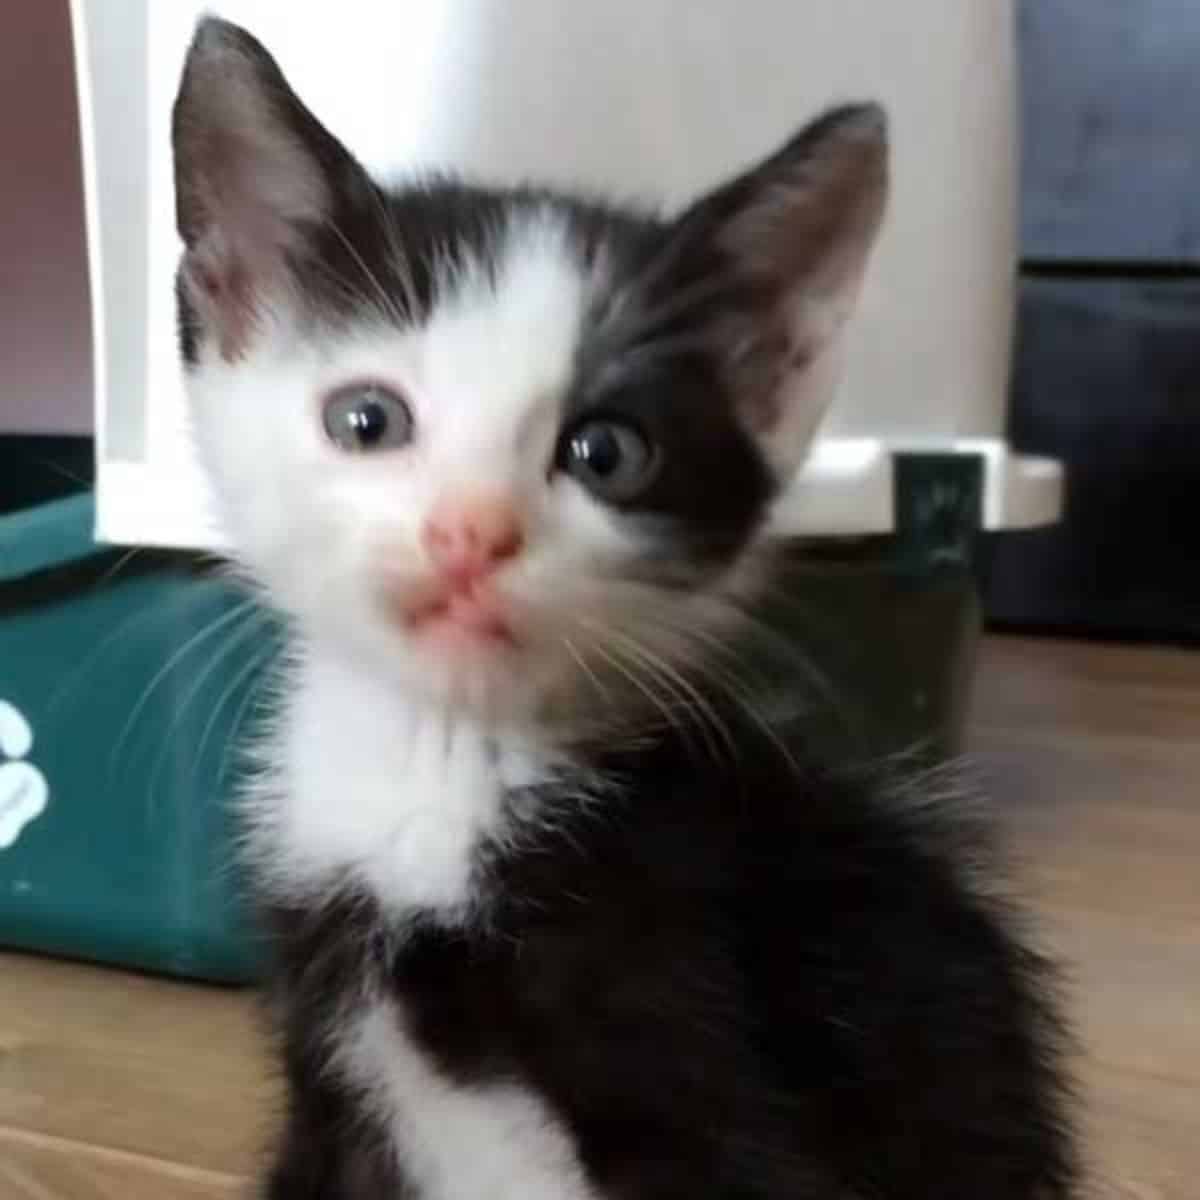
72, 0, 1060, 549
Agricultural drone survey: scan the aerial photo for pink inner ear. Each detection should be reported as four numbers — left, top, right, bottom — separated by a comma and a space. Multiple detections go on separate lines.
723, 319, 793, 434
185, 245, 259, 362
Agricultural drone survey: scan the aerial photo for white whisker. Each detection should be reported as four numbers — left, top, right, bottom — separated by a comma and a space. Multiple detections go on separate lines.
579, 633, 683, 744
145, 606, 269, 818
325, 219, 407, 327
592, 622, 739, 767
108, 597, 257, 779
368, 183, 422, 320
189, 628, 282, 793
560, 636, 612, 706
218, 635, 284, 787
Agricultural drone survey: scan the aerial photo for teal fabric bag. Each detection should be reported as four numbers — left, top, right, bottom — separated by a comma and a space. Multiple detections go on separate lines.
0, 488, 265, 981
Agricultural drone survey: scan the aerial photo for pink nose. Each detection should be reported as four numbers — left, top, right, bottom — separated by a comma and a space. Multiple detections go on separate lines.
422, 491, 524, 583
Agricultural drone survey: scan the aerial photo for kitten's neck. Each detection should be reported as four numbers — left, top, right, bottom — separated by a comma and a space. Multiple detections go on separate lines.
252, 646, 555, 920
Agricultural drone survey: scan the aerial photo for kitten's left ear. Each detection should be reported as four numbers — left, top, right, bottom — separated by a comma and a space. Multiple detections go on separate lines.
172, 17, 372, 358
675, 104, 888, 475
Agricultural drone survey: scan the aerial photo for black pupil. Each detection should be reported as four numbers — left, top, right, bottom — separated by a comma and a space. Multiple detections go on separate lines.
348, 397, 387, 445
575, 427, 622, 477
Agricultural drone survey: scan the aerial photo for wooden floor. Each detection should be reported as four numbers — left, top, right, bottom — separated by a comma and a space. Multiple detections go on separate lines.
1, 635, 1197, 1198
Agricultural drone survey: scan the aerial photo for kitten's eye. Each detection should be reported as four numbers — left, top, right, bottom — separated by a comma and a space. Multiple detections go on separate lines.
322, 384, 413, 452
559, 419, 658, 503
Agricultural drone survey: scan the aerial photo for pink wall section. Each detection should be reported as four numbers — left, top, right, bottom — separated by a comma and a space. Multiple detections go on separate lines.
0, 0, 92, 435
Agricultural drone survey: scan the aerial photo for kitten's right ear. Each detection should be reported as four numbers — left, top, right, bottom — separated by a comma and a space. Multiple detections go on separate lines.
172, 17, 369, 359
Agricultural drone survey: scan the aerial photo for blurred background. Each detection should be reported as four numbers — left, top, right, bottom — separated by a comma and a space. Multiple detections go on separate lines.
0, 3, 1196, 1197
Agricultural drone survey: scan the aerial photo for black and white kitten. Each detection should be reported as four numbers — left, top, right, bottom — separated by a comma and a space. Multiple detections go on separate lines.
173, 18, 1076, 1200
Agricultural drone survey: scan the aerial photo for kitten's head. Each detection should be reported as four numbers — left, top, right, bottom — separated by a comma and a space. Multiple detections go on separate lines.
173, 18, 887, 729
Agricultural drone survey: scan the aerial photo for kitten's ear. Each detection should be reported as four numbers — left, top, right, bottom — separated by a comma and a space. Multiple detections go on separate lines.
172, 17, 369, 359
675, 104, 888, 475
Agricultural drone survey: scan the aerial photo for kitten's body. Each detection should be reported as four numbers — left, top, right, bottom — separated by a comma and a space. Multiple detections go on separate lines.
173, 19, 1077, 1198
263, 659, 1069, 1199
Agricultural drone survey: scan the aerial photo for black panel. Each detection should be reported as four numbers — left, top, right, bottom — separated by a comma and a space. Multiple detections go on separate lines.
985, 279, 1200, 640
0, 435, 94, 515
1019, 0, 1200, 264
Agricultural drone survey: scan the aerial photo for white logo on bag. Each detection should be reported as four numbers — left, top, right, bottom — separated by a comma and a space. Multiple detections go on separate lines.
0, 700, 49, 850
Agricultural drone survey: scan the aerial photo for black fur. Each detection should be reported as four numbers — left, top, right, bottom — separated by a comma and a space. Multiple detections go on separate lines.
263, 713, 1076, 1199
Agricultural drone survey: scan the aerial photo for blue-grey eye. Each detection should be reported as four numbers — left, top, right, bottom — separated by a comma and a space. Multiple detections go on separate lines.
322, 383, 413, 452
559, 419, 658, 503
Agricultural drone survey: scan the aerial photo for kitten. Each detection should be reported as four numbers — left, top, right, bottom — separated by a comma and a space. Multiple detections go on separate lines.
173, 17, 1077, 1200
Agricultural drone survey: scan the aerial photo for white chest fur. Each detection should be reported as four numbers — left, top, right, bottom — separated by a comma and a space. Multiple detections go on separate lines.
253, 654, 598, 1195
252, 650, 548, 915
339, 1000, 599, 1200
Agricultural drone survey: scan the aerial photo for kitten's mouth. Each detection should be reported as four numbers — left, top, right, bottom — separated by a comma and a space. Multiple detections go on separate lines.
399, 584, 517, 649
